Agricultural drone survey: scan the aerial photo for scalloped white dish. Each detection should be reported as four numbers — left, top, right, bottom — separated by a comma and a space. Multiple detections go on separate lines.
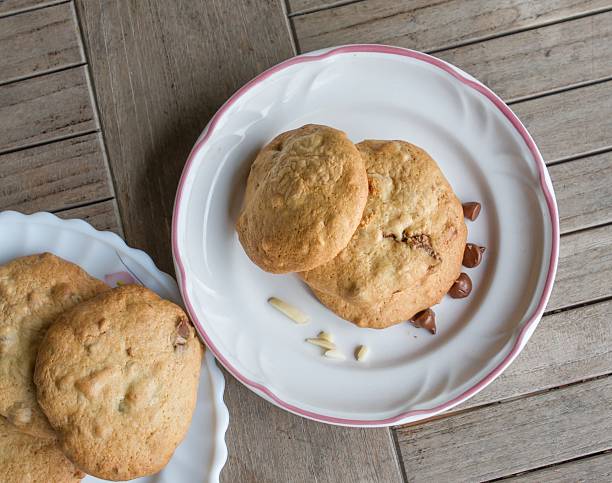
172, 45, 559, 427
0, 211, 228, 482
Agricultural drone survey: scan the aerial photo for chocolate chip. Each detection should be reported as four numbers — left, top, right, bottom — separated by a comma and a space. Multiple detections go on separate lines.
411, 308, 436, 334
449, 273, 472, 298
173, 319, 190, 349
176, 318, 191, 339
462, 202, 481, 221
462, 243, 486, 268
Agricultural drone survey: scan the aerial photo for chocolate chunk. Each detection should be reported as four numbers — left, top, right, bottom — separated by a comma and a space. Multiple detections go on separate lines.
462, 202, 481, 221
173, 319, 191, 348
406, 233, 439, 259
462, 243, 486, 268
411, 308, 436, 334
176, 318, 191, 339
449, 273, 472, 298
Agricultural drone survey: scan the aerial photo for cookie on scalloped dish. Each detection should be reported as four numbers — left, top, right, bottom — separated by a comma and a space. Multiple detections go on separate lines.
34, 285, 203, 480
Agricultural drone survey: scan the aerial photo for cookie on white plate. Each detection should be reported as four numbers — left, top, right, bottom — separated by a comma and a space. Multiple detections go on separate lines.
237, 124, 368, 273
302, 140, 467, 328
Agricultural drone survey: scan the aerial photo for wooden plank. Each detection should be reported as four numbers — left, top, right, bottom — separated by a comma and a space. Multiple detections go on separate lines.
292, 0, 612, 53
552, 151, 612, 234
0, 2, 83, 84
512, 81, 612, 162
436, 11, 612, 102
549, 223, 612, 312
287, 0, 351, 15
395, 376, 612, 482
506, 451, 612, 482
75, 1, 403, 482
0, 132, 112, 213
455, 299, 612, 411
223, 373, 402, 483
0, 0, 66, 17
0, 66, 97, 153
54, 199, 123, 235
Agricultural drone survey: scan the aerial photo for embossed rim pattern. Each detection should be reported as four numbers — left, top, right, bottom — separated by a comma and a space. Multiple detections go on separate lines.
172, 45, 560, 427
0, 210, 229, 481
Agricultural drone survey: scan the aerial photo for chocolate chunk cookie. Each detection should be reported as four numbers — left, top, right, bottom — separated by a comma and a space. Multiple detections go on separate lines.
302, 140, 467, 328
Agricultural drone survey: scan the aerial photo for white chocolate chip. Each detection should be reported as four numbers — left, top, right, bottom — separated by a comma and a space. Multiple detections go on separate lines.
268, 297, 309, 324
305, 338, 336, 350
324, 349, 346, 360
8, 404, 31, 426
355, 345, 369, 361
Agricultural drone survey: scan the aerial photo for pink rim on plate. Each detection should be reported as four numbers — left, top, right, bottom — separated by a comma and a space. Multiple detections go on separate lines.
172, 44, 560, 426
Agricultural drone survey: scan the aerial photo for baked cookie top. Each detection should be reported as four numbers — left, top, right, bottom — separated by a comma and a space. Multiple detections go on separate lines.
236, 124, 368, 273
302, 140, 467, 328
34, 284, 203, 481
0, 252, 108, 438
0, 416, 84, 483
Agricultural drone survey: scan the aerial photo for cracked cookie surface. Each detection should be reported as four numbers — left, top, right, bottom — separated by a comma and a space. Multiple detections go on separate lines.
0, 416, 84, 483
301, 140, 467, 328
0, 252, 108, 438
236, 124, 368, 273
34, 285, 203, 480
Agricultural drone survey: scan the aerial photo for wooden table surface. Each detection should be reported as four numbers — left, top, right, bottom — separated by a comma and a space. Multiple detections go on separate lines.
1, 0, 611, 481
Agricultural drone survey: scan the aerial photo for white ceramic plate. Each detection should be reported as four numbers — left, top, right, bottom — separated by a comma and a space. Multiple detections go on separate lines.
172, 45, 559, 427
0, 211, 229, 482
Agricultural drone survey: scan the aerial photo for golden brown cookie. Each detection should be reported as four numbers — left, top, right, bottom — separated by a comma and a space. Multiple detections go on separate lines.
0, 416, 84, 483
236, 124, 368, 273
0, 252, 108, 438
302, 140, 467, 329
34, 285, 203, 480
